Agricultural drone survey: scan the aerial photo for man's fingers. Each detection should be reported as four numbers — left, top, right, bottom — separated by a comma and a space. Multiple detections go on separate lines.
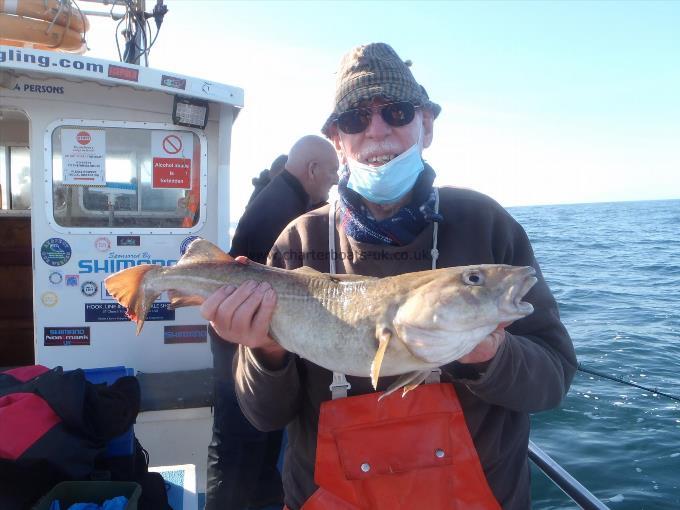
200, 285, 237, 321
235, 255, 249, 265
199, 280, 277, 348
213, 280, 258, 327
230, 282, 272, 334
251, 288, 277, 338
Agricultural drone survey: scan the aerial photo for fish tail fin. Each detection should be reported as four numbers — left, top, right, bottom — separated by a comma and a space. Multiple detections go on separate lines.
104, 265, 163, 334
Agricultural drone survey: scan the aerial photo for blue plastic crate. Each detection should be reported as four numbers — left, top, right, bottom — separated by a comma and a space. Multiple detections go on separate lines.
83, 366, 134, 385
83, 366, 135, 457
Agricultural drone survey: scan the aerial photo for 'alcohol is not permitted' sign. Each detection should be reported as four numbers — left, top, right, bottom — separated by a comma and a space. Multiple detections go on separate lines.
151, 131, 193, 189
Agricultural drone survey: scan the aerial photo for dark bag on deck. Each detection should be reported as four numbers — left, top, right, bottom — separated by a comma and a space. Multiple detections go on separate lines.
0, 365, 168, 510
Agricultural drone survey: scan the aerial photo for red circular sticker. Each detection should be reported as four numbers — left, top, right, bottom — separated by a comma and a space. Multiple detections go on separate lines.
76, 131, 91, 145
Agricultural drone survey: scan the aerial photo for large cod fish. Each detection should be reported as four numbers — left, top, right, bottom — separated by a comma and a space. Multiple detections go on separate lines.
104, 239, 537, 394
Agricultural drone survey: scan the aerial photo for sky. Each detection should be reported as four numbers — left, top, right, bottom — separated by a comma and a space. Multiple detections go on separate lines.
83, 0, 680, 217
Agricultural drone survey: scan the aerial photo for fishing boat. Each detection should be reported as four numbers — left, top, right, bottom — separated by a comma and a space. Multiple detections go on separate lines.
0, 1, 609, 509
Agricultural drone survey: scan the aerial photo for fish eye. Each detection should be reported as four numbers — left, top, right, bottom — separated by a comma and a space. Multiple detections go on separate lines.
463, 270, 484, 286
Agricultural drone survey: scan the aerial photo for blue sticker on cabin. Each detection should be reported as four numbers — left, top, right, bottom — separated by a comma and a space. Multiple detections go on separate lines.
85, 302, 175, 322
41, 238, 71, 266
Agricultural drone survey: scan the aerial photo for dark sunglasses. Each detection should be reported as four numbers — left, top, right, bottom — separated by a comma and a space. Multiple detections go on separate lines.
335, 101, 419, 134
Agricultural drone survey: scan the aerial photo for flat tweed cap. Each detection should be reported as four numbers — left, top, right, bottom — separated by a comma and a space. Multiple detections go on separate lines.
321, 43, 441, 136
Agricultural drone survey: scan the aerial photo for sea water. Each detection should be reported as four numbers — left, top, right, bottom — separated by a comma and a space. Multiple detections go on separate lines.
512, 199, 680, 509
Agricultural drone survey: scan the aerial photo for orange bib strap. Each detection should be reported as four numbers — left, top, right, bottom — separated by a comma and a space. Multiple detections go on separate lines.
302, 383, 500, 510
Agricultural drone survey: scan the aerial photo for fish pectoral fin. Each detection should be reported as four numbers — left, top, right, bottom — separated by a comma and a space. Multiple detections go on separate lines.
167, 290, 205, 309
370, 327, 392, 390
379, 370, 431, 401
177, 239, 233, 265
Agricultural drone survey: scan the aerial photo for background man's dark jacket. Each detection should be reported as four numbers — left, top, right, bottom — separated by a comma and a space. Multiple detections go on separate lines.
229, 170, 310, 263
247, 169, 272, 206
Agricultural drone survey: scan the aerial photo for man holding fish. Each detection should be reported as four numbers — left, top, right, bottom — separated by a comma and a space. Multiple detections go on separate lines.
199, 42, 577, 509
107, 42, 576, 509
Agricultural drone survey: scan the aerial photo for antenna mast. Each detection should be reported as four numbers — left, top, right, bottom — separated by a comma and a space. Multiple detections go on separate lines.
76, 0, 168, 65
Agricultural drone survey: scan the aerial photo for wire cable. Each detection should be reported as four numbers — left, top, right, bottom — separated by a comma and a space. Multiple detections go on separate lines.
114, 14, 125, 61
106, 0, 166, 64
71, 0, 89, 50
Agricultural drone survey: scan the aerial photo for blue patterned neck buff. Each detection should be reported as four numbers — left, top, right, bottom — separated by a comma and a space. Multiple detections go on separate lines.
337, 163, 443, 246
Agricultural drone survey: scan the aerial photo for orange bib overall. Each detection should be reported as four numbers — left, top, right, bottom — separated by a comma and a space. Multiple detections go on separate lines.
297, 383, 501, 510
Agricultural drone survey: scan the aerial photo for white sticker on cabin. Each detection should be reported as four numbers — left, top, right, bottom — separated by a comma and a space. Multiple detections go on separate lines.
61, 129, 106, 186
150, 131, 193, 189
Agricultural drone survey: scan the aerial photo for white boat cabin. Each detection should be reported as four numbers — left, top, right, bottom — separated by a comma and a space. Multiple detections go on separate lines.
1, 44, 244, 504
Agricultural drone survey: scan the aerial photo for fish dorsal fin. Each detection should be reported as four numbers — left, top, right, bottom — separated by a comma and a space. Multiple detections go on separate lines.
292, 266, 322, 275
178, 239, 233, 265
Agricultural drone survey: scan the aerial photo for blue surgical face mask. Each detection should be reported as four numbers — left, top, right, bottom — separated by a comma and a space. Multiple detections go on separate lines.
345, 130, 424, 204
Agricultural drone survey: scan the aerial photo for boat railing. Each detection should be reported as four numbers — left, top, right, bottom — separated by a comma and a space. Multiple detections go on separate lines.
529, 440, 610, 510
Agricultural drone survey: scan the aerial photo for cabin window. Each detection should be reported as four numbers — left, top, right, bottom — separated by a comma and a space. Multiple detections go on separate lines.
50, 124, 203, 229
0, 109, 31, 211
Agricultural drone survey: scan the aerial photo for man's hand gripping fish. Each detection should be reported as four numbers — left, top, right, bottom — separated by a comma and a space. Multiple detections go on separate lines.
104, 239, 537, 396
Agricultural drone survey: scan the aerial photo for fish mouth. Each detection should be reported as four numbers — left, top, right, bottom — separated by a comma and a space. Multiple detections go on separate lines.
505, 266, 538, 316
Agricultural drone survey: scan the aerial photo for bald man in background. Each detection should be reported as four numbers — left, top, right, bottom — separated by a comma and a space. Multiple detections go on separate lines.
230, 135, 339, 263
206, 135, 339, 510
